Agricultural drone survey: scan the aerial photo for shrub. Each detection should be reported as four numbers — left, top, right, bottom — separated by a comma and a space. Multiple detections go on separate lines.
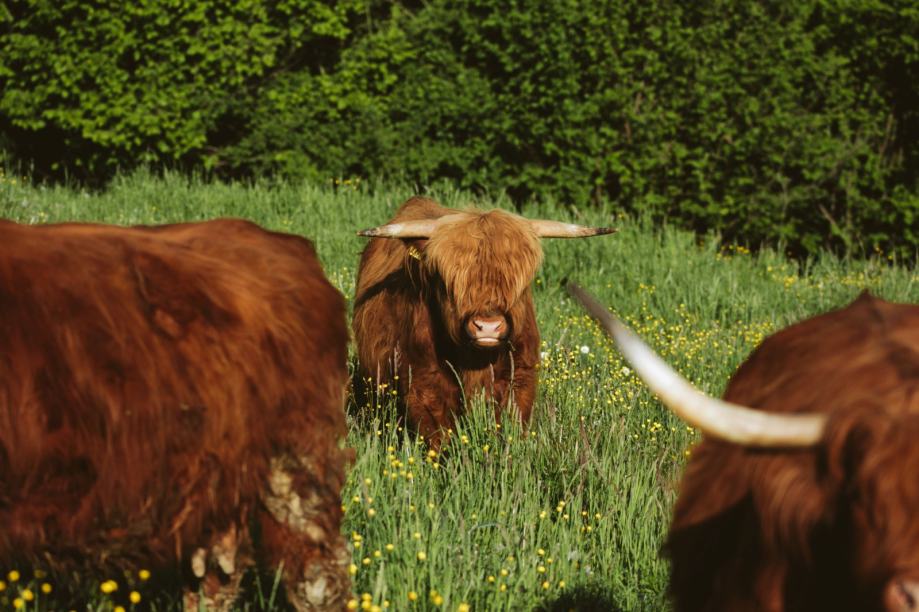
214, 0, 918, 258
0, 0, 364, 180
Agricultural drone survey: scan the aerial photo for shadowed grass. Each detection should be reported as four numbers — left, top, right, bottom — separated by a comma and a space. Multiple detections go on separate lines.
0, 170, 915, 610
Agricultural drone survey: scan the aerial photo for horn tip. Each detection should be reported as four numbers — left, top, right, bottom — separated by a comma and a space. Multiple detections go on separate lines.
357, 228, 379, 237
596, 227, 618, 235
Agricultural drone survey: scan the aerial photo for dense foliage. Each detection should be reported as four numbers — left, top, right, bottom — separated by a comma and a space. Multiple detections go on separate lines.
1, 0, 917, 258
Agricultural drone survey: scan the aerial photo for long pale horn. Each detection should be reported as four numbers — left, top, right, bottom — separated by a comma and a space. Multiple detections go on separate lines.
530, 219, 617, 238
357, 219, 440, 238
357, 214, 466, 239
566, 282, 826, 447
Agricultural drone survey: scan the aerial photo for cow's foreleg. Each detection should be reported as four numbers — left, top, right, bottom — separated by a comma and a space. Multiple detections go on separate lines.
503, 326, 539, 425
508, 360, 537, 424
404, 369, 460, 450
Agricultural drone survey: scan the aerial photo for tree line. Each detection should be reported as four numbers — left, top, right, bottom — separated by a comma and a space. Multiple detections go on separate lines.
1, 0, 916, 258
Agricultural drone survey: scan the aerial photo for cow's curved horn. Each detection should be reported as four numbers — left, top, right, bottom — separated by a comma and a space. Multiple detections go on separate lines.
530, 219, 617, 238
357, 219, 440, 238
357, 214, 467, 239
566, 283, 827, 447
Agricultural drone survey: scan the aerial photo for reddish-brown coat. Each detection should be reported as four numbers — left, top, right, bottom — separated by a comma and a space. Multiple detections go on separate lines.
667, 292, 919, 611
0, 218, 351, 610
353, 197, 542, 447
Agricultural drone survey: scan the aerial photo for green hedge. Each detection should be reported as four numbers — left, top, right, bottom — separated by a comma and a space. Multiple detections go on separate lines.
1, 0, 917, 259
0, 0, 364, 174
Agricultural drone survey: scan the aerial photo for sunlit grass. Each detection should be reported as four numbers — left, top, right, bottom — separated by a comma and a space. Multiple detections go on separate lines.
0, 170, 915, 610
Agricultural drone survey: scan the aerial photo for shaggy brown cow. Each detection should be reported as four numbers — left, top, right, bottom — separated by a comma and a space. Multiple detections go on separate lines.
0, 218, 351, 610
353, 197, 614, 447
568, 284, 919, 612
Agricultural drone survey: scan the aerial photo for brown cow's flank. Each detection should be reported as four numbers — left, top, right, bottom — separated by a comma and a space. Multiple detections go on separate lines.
0, 218, 351, 610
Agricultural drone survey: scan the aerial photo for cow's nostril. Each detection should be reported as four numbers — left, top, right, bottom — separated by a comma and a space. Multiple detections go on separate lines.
467, 316, 507, 342
885, 579, 919, 611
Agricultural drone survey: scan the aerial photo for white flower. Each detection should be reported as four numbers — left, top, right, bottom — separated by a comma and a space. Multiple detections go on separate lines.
620, 366, 632, 377
579, 345, 590, 354
540, 351, 549, 360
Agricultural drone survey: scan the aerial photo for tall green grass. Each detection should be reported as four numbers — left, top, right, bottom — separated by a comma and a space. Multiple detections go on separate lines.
0, 170, 915, 610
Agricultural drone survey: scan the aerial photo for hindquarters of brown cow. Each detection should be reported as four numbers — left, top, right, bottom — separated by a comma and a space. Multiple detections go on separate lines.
352, 198, 540, 448
665, 293, 919, 612
0, 218, 351, 610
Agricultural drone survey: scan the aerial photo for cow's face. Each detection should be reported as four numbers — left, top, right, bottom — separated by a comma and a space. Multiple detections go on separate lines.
825, 410, 919, 611
359, 202, 613, 349
422, 210, 543, 349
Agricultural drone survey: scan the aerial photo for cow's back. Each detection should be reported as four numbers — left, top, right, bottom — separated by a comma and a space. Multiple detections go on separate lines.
0, 219, 349, 569
723, 291, 919, 417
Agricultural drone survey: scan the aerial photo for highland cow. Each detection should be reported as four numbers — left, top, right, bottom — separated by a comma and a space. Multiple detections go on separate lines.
0, 218, 351, 611
352, 197, 614, 447
569, 284, 919, 612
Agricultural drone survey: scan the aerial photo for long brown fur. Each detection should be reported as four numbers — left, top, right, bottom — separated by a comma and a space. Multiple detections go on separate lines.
352, 197, 542, 447
666, 291, 919, 611
0, 218, 351, 610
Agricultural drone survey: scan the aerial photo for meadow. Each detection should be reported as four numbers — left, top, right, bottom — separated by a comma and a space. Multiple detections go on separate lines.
0, 170, 915, 611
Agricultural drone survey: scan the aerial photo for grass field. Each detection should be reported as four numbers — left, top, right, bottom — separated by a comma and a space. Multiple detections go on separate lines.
0, 170, 916, 611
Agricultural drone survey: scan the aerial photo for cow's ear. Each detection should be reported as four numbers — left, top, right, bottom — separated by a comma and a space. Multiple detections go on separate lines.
821, 404, 891, 491
670, 439, 750, 531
